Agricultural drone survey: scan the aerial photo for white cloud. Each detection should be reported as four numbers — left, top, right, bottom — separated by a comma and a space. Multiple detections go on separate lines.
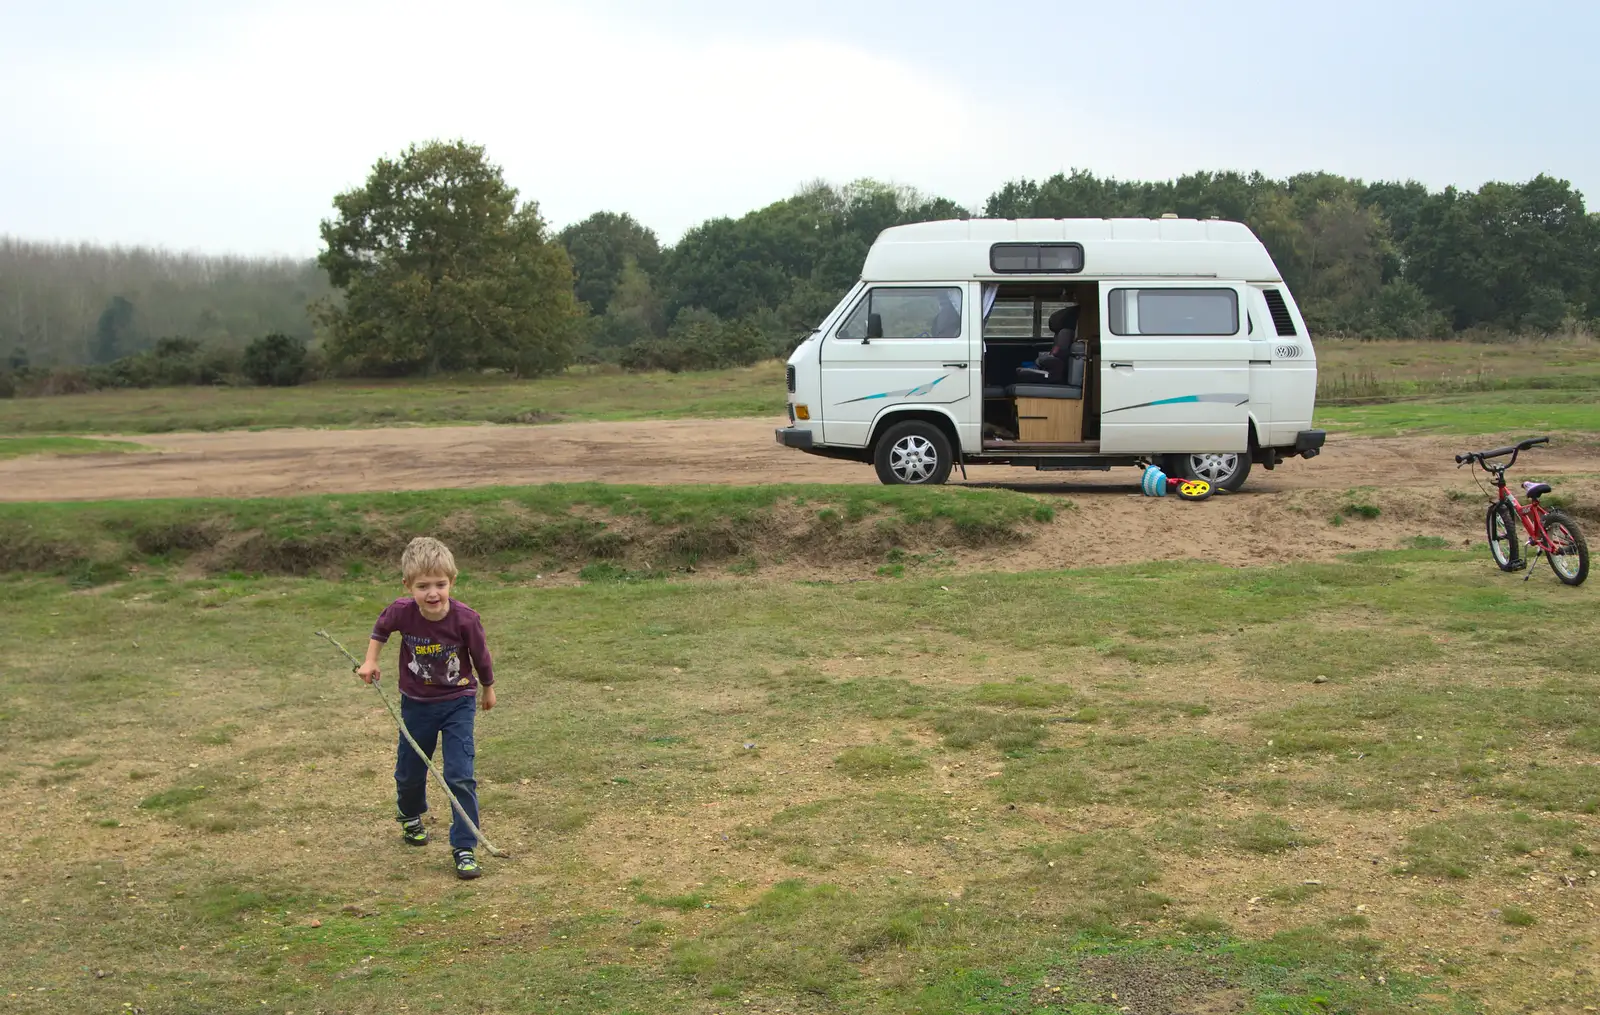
1, 0, 1042, 254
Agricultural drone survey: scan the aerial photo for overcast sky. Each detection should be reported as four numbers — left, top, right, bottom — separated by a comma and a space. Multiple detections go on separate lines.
2, 0, 1596, 258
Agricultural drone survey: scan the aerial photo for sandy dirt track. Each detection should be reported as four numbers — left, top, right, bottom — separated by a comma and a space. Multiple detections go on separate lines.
2, 417, 1598, 503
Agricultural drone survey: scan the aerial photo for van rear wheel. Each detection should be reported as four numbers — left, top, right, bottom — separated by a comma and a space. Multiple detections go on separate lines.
874, 421, 953, 486
1167, 452, 1251, 492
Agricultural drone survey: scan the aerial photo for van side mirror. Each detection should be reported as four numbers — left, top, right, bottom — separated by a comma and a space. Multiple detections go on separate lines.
865, 313, 884, 343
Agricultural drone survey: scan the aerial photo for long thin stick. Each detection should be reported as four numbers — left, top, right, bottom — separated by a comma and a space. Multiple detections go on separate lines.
316, 630, 509, 858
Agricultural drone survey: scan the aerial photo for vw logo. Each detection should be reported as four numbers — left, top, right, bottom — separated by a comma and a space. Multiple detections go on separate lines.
1275, 345, 1301, 358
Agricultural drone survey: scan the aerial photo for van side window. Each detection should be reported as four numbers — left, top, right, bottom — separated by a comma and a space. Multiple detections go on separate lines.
982, 296, 1035, 338
1108, 288, 1238, 336
983, 297, 1074, 339
837, 288, 963, 340
837, 297, 871, 340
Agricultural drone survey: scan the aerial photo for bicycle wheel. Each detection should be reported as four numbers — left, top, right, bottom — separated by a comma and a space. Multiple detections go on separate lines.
1542, 509, 1589, 586
1486, 501, 1519, 572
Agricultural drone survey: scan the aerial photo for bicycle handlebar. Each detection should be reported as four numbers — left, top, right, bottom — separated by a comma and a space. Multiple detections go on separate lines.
1454, 436, 1549, 467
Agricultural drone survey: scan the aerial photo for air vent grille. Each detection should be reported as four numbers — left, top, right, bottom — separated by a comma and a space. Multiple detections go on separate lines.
1263, 289, 1297, 336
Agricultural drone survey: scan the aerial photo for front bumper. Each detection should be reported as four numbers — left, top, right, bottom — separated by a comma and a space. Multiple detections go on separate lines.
775, 427, 814, 450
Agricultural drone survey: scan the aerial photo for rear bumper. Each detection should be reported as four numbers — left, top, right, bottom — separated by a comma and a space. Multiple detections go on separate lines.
775, 427, 814, 450
1295, 429, 1326, 458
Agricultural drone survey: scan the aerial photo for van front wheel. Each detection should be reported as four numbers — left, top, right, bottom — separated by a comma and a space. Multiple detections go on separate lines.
874, 421, 953, 486
1167, 452, 1251, 492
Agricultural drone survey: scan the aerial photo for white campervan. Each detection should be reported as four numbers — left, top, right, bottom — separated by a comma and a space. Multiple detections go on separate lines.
775, 218, 1324, 490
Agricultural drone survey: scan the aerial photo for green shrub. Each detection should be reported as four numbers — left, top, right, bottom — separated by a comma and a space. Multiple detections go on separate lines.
619, 309, 774, 373
242, 333, 309, 387
10, 339, 250, 393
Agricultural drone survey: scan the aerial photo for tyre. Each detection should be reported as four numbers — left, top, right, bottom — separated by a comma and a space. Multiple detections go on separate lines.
1486, 501, 1520, 572
1542, 509, 1589, 586
1175, 478, 1213, 501
1167, 452, 1251, 492
873, 420, 953, 486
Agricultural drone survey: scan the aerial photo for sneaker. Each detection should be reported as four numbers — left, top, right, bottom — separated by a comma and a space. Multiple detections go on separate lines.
399, 816, 428, 846
453, 848, 481, 880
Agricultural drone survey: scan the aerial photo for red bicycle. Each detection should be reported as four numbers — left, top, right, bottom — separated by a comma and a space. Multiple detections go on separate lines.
1455, 436, 1588, 586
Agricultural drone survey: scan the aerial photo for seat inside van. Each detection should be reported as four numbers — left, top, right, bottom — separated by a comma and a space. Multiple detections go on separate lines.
981, 283, 1099, 441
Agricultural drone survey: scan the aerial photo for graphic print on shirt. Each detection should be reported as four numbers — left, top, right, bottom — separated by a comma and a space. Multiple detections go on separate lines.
403, 633, 465, 686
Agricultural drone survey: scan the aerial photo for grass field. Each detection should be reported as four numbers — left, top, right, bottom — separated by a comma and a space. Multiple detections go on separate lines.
0, 436, 145, 458
1315, 337, 1600, 400
0, 362, 784, 435
3, 505, 1598, 1013
3, 339, 1599, 439
1312, 338, 1600, 439
1313, 389, 1600, 439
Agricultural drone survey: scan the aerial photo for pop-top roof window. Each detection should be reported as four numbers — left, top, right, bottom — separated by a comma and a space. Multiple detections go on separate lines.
990, 243, 1084, 274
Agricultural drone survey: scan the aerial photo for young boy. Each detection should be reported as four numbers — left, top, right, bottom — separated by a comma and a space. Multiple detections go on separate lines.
357, 536, 497, 879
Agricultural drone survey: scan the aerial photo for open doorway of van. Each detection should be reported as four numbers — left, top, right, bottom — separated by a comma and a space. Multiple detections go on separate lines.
979, 281, 1100, 445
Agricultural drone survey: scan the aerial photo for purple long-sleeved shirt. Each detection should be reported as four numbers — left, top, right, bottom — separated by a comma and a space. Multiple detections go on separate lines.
371, 597, 494, 703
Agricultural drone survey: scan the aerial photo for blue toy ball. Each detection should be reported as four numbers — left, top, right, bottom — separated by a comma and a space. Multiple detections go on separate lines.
1141, 464, 1168, 496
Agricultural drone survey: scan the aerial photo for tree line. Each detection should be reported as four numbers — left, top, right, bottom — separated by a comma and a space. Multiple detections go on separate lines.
0, 240, 328, 369
579, 169, 1599, 357
2, 140, 1596, 397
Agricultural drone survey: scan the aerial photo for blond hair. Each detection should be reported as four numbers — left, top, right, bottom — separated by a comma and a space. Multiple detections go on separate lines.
401, 536, 458, 583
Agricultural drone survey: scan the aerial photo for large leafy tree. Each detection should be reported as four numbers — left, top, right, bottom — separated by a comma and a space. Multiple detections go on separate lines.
317, 140, 581, 376
657, 198, 828, 323
557, 211, 661, 316
590, 256, 666, 352
657, 179, 968, 330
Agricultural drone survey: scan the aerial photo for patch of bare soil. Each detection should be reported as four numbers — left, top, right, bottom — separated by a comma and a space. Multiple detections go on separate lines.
4, 417, 1598, 504
1066, 953, 1245, 1014
0, 418, 869, 501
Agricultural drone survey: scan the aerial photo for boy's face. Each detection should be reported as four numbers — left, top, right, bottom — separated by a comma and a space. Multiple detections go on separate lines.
406, 573, 453, 619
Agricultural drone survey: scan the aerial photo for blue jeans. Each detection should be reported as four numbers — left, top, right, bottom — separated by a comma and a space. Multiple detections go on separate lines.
394, 694, 479, 851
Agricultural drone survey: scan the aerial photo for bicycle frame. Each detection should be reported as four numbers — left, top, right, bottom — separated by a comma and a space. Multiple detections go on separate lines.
1488, 469, 1559, 552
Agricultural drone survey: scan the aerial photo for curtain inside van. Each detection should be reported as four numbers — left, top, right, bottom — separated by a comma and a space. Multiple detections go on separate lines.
982, 284, 998, 320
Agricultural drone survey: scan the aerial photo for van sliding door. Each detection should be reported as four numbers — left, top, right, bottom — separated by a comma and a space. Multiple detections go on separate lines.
1097, 282, 1250, 454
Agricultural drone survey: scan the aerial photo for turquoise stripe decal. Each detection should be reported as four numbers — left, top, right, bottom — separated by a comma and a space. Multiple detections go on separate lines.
1103, 392, 1249, 415
837, 374, 949, 405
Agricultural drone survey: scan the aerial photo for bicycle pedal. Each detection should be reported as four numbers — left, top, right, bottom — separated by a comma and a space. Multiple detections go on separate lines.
1508, 560, 1527, 572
